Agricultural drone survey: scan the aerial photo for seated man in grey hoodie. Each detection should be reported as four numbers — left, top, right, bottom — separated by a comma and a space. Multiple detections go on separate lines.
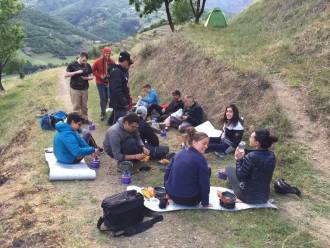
103, 113, 150, 166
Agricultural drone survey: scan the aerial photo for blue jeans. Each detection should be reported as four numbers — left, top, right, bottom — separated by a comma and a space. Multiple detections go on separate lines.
96, 84, 109, 116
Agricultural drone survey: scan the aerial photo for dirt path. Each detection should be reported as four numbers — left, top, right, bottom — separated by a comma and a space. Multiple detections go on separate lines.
57, 70, 72, 112
272, 80, 330, 176
271, 79, 330, 246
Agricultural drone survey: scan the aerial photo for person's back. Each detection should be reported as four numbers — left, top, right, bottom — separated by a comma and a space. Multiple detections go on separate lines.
236, 150, 276, 203
108, 64, 130, 110
165, 148, 204, 196
53, 121, 95, 164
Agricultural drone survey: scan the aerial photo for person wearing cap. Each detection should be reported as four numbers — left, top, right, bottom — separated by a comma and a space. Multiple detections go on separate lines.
92, 47, 115, 121
136, 106, 159, 147
65, 52, 93, 124
107, 51, 134, 125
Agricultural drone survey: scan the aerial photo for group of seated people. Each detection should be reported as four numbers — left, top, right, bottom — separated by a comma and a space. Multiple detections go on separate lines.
53, 86, 278, 206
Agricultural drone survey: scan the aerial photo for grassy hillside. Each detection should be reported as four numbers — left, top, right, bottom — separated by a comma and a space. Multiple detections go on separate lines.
184, 0, 329, 133
18, 8, 98, 58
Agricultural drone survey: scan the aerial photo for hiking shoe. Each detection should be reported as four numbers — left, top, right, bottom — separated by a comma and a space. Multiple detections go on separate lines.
214, 152, 225, 159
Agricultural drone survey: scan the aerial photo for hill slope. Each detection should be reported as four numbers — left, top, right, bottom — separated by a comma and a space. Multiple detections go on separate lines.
18, 8, 99, 58
184, 0, 329, 133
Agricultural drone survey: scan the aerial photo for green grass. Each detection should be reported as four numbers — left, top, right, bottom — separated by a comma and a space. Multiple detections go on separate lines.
183, 0, 330, 133
0, 69, 59, 148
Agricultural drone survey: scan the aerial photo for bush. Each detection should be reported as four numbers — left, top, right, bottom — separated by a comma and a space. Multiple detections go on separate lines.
171, 0, 193, 24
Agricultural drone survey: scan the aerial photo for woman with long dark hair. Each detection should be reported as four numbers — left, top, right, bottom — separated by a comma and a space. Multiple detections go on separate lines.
226, 128, 278, 203
164, 128, 210, 207
207, 104, 244, 154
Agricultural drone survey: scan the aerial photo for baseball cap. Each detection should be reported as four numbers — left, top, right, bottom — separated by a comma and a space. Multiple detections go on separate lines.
119, 51, 134, 65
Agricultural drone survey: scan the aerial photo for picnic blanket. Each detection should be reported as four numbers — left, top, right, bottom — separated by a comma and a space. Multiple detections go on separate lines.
127, 185, 277, 212
44, 148, 96, 181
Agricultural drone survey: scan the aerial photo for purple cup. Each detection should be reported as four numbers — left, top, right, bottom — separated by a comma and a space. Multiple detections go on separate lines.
91, 158, 100, 169
218, 171, 227, 180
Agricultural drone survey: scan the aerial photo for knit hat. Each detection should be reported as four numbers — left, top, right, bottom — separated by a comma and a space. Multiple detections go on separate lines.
136, 106, 148, 119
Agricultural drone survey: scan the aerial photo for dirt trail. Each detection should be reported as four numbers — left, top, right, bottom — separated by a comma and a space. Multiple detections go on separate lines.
271, 79, 330, 246
272, 80, 330, 176
57, 70, 71, 111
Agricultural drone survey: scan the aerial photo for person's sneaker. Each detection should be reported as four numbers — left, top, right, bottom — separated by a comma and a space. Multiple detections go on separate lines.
214, 152, 225, 159
100, 114, 105, 121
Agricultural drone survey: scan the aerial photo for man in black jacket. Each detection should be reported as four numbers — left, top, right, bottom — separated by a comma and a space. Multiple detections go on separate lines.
147, 90, 184, 122
108, 51, 133, 125
178, 96, 204, 132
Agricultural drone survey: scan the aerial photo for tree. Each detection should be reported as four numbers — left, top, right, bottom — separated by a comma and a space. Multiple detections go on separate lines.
189, 0, 207, 24
129, 0, 175, 32
0, 0, 25, 91
171, 0, 193, 24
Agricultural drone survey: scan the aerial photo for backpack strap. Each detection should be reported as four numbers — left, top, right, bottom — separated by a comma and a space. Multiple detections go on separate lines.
96, 217, 105, 230
97, 209, 163, 237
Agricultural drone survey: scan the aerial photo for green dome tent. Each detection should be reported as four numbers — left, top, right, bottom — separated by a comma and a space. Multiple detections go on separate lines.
204, 8, 227, 28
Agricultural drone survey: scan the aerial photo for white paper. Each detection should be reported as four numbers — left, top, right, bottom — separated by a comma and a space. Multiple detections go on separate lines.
195, 121, 222, 137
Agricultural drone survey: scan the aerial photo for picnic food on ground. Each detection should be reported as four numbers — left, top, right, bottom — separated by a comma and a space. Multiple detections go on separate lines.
142, 187, 155, 199
158, 159, 170, 165
142, 155, 150, 162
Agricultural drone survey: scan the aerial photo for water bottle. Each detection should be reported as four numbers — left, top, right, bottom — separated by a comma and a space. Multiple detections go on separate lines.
238, 141, 246, 152
121, 170, 132, 185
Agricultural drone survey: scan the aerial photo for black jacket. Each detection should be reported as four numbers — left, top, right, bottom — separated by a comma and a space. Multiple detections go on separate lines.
236, 149, 276, 203
222, 121, 244, 148
184, 102, 204, 126
108, 64, 130, 110
139, 118, 159, 147
164, 100, 184, 115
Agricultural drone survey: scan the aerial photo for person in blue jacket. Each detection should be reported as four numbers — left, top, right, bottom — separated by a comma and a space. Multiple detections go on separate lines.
53, 112, 99, 164
138, 84, 159, 107
164, 128, 210, 207
225, 128, 278, 203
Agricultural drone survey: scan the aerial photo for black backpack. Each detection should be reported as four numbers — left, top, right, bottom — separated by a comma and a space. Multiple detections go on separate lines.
97, 190, 163, 237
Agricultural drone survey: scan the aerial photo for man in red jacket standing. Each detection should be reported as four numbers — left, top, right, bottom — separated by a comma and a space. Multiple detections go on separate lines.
92, 47, 115, 121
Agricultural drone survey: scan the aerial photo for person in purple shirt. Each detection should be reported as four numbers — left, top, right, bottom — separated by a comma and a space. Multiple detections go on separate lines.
164, 128, 210, 207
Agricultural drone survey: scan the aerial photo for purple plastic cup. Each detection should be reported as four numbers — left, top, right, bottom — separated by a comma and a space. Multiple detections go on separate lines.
121, 171, 132, 185
218, 171, 227, 180
91, 158, 100, 169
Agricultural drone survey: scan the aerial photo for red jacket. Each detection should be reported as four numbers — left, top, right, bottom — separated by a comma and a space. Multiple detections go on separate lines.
92, 56, 115, 84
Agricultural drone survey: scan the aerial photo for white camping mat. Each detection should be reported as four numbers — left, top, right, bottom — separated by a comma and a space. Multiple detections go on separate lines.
195, 121, 222, 138
127, 185, 277, 212
45, 148, 96, 181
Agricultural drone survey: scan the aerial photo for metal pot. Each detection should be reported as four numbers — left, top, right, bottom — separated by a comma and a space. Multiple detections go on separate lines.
219, 191, 237, 209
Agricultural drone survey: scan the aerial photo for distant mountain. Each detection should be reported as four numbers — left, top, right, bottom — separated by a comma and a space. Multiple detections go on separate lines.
18, 8, 98, 57
25, 0, 165, 42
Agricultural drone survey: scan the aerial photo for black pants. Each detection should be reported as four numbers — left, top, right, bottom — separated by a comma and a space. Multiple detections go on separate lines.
108, 109, 128, 126
121, 136, 143, 156
169, 194, 202, 206
148, 104, 163, 116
